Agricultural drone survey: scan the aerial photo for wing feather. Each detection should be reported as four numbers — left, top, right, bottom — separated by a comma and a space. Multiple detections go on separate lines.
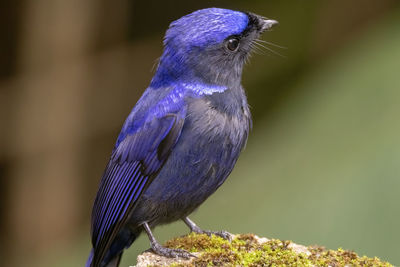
90, 112, 185, 266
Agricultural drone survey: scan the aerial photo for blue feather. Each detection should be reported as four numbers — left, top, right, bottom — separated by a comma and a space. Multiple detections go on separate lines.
90, 88, 186, 265
87, 7, 276, 266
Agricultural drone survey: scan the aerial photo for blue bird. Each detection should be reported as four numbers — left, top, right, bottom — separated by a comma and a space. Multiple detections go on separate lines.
87, 8, 278, 267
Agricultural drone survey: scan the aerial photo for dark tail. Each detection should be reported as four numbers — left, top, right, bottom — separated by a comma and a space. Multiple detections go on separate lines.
86, 249, 122, 267
85, 249, 94, 267
86, 229, 140, 267
105, 253, 122, 267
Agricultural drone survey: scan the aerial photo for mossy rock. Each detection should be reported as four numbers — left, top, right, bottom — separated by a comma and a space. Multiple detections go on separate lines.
134, 233, 393, 267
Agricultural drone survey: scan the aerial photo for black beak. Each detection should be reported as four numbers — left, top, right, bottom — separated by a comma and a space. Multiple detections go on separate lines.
260, 19, 278, 32
245, 12, 278, 34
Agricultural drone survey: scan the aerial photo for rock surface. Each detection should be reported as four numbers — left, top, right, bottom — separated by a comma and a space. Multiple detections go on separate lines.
132, 233, 393, 267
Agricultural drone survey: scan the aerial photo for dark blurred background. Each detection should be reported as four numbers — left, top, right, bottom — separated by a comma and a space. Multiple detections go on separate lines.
1, 1, 400, 266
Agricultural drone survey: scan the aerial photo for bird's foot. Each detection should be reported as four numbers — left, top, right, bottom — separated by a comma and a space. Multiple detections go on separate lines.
151, 242, 195, 259
183, 217, 233, 241
143, 221, 195, 259
194, 229, 233, 241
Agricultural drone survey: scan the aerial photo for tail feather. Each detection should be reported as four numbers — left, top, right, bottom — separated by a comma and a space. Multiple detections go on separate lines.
86, 228, 140, 267
86, 249, 122, 267
105, 253, 122, 267
85, 249, 94, 267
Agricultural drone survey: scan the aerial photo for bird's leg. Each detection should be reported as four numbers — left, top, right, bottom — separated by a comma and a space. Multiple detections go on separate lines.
183, 217, 232, 241
142, 222, 194, 258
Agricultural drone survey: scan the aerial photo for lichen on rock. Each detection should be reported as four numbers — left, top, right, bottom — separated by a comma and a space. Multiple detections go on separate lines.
133, 233, 393, 267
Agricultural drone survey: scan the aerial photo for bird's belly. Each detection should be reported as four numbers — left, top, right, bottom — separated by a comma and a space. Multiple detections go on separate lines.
132, 126, 245, 225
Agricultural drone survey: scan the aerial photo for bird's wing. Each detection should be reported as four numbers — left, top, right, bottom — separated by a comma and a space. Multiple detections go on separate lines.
90, 111, 185, 266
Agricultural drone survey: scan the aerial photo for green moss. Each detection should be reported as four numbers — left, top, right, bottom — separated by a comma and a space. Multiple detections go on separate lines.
162, 233, 393, 267
308, 246, 392, 267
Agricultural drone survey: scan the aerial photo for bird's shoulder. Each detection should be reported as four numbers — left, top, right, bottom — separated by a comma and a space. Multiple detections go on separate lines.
115, 82, 232, 142
116, 82, 251, 146
115, 85, 186, 146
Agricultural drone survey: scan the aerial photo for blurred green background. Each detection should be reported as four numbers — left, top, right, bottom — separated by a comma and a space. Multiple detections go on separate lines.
1, 0, 399, 266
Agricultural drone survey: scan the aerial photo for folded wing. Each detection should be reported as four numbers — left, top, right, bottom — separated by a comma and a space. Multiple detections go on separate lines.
90, 112, 185, 266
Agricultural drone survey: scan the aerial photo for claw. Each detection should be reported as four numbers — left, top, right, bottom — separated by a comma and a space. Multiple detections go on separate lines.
203, 230, 233, 241
143, 221, 195, 259
152, 242, 195, 258
183, 217, 233, 241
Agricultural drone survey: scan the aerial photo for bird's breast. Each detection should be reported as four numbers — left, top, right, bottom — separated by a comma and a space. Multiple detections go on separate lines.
133, 94, 251, 225
185, 96, 250, 146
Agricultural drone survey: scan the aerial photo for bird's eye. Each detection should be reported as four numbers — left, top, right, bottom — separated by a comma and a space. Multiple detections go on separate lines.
226, 38, 240, 51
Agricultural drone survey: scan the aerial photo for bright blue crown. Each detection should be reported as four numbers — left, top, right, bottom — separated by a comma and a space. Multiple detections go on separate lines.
165, 8, 249, 48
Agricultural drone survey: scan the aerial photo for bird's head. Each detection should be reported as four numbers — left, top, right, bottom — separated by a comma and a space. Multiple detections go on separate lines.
151, 8, 278, 88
